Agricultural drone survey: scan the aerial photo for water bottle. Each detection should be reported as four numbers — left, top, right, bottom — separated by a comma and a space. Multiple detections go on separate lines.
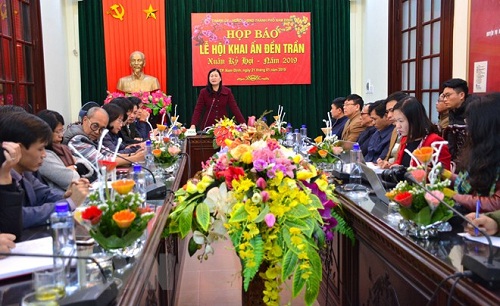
50, 202, 76, 282
145, 140, 154, 168
293, 128, 301, 154
170, 126, 179, 144
349, 143, 363, 185
144, 140, 156, 186
300, 124, 308, 150
131, 164, 146, 203
285, 123, 293, 147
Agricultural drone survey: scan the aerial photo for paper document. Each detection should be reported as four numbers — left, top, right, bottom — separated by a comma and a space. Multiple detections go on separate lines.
365, 162, 384, 174
0, 236, 53, 280
458, 232, 500, 248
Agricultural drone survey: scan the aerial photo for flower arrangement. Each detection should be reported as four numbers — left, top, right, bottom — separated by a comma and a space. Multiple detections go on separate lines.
103, 90, 171, 117
206, 116, 245, 148
164, 118, 353, 306
307, 135, 341, 164
385, 145, 455, 227
75, 180, 155, 250
144, 90, 172, 116
152, 139, 182, 167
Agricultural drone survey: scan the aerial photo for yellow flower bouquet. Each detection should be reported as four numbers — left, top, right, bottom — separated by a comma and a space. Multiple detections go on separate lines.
164, 118, 353, 306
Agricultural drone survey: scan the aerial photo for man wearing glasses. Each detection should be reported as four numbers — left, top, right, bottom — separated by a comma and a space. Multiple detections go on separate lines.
441, 78, 479, 160
341, 94, 366, 142
63, 107, 144, 166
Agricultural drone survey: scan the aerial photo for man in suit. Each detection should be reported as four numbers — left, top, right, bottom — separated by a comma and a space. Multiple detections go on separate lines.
0, 112, 89, 229
341, 94, 366, 142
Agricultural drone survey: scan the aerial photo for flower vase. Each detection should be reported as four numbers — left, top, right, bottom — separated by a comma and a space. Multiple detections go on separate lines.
241, 262, 268, 306
398, 219, 442, 239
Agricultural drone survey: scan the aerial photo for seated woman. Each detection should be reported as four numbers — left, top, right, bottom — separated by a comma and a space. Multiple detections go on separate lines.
101, 103, 142, 156
452, 93, 500, 212
37, 110, 95, 191
391, 96, 451, 170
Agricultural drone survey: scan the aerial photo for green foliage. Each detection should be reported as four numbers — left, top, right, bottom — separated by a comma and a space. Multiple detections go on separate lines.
242, 236, 264, 291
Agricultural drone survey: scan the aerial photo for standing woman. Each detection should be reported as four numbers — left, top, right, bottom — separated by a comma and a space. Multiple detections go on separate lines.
392, 96, 451, 170
453, 93, 500, 212
190, 68, 245, 130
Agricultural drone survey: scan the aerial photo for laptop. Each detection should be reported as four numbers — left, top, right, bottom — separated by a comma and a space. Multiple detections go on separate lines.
359, 163, 390, 205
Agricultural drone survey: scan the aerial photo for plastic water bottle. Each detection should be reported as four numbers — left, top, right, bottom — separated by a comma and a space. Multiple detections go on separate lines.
51, 202, 76, 282
145, 140, 154, 168
144, 140, 156, 186
349, 143, 363, 185
300, 124, 308, 150
131, 164, 146, 203
170, 126, 179, 144
285, 123, 293, 147
293, 128, 301, 154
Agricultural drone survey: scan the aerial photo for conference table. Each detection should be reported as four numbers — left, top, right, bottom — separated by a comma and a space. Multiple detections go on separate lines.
317, 186, 500, 306
1, 135, 499, 306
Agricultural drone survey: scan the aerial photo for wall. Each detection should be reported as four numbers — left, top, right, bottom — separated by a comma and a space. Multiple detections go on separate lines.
39, 0, 470, 120
39, 0, 81, 123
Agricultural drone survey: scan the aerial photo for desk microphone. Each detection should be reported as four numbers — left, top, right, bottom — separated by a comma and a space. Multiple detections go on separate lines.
0, 252, 118, 306
80, 138, 167, 200
404, 172, 500, 286
202, 98, 216, 130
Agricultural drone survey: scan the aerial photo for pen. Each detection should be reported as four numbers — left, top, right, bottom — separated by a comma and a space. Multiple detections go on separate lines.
475, 199, 481, 236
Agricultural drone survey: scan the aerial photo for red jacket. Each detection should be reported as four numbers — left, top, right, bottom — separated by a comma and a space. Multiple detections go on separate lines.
395, 133, 451, 170
190, 86, 245, 129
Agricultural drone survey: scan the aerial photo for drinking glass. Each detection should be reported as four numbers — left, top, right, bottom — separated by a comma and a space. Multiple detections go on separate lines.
33, 266, 66, 301
22, 292, 58, 306
385, 201, 403, 225
84, 253, 114, 287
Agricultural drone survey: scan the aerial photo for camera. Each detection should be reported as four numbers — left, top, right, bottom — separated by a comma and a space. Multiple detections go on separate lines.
381, 165, 407, 185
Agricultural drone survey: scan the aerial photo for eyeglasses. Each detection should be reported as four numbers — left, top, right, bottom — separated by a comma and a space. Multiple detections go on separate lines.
360, 112, 369, 116
54, 129, 65, 135
87, 119, 106, 133
441, 92, 455, 100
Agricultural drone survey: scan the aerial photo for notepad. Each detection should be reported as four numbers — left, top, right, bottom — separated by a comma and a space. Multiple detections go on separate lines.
458, 232, 500, 248
0, 236, 53, 280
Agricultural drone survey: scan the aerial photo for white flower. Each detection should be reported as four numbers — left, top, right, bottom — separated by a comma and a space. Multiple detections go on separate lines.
204, 182, 235, 222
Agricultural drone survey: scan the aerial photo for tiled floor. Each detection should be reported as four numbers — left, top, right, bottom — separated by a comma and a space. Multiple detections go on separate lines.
175, 236, 319, 306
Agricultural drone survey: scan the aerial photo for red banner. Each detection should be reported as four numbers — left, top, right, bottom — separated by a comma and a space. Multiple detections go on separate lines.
102, 0, 166, 93
468, 1, 500, 92
191, 13, 311, 86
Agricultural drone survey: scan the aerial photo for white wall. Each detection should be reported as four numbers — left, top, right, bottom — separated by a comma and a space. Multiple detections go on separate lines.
39, 0, 81, 123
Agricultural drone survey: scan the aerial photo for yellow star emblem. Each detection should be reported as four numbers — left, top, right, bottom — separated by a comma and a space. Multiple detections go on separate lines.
143, 4, 158, 20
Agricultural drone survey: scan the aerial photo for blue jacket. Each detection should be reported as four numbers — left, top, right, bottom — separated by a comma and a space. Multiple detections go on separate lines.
11, 170, 67, 229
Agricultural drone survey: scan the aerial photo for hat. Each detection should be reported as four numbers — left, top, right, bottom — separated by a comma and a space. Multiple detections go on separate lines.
78, 101, 100, 122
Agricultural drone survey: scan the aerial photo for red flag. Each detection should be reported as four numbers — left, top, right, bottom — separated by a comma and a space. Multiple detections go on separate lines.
102, 0, 166, 93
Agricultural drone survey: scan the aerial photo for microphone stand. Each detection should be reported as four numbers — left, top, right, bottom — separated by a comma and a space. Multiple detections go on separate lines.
202, 98, 216, 130
404, 173, 500, 286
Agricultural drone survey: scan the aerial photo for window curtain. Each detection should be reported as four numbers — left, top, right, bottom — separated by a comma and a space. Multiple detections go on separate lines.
78, 1, 107, 105
79, 0, 350, 135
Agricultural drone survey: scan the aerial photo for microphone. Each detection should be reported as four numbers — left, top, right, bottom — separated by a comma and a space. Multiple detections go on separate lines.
80, 138, 167, 200
404, 172, 500, 286
0, 252, 118, 305
202, 97, 216, 130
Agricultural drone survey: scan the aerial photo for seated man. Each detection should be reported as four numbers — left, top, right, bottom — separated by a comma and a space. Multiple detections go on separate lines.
365, 101, 395, 162
0, 112, 89, 229
356, 103, 376, 156
0, 141, 23, 244
330, 97, 348, 138
63, 107, 145, 166
341, 94, 366, 142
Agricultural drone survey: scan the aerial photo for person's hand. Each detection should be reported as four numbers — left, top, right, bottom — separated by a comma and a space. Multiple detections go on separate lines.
67, 178, 90, 207
465, 212, 499, 236
0, 233, 16, 258
0, 142, 22, 185
377, 158, 391, 169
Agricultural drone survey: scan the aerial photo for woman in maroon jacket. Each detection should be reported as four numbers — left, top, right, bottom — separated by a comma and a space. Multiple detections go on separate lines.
190, 68, 245, 130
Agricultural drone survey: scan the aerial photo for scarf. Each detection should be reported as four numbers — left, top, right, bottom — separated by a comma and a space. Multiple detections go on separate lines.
51, 143, 75, 167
